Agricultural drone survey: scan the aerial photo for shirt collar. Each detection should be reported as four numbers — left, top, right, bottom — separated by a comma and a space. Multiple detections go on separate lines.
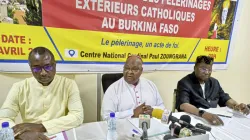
124, 78, 140, 88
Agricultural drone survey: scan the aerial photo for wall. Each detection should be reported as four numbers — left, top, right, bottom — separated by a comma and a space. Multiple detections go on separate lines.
0, 0, 249, 123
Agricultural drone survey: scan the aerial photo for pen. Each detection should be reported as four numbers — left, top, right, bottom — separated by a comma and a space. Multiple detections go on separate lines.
132, 129, 140, 137
216, 114, 232, 118
49, 136, 57, 139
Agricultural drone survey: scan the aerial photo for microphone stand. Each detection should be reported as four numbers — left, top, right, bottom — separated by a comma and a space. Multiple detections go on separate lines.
170, 122, 175, 136
163, 123, 176, 140
140, 122, 148, 140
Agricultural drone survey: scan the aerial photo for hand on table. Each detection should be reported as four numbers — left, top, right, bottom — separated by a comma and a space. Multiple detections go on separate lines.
202, 112, 224, 126
143, 105, 153, 117
13, 123, 46, 136
234, 103, 250, 115
132, 103, 145, 118
15, 131, 49, 140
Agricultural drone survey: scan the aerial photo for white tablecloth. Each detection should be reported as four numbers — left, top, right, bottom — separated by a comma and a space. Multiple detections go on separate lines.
61, 108, 250, 140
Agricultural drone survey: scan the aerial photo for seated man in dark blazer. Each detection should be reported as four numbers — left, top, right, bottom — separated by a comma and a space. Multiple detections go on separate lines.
176, 55, 249, 126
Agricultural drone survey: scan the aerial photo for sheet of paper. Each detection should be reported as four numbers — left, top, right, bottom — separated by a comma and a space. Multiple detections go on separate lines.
218, 120, 250, 140
49, 132, 68, 140
199, 107, 233, 117
218, 116, 232, 126
229, 110, 248, 118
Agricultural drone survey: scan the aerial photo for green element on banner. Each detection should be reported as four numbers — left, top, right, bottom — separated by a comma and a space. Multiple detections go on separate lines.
23, 0, 42, 26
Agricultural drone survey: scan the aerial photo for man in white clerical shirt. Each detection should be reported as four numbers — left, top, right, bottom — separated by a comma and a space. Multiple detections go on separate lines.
101, 55, 165, 120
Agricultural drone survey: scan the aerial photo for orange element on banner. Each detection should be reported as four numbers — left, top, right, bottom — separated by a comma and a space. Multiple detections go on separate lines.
0, 46, 26, 55
1, 35, 26, 44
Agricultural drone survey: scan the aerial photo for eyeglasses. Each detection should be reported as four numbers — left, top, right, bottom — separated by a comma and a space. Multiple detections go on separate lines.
123, 67, 141, 73
199, 67, 212, 73
31, 65, 54, 73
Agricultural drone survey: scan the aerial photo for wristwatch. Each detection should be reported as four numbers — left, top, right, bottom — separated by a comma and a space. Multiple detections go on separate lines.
198, 110, 206, 117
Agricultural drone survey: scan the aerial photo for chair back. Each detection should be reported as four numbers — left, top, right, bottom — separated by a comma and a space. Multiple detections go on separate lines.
172, 89, 178, 112
101, 73, 123, 93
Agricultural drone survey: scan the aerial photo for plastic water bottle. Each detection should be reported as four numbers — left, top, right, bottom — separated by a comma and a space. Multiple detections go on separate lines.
107, 112, 117, 140
0, 122, 14, 140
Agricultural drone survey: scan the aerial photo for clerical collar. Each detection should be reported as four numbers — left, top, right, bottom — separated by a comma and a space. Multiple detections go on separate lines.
131, 79, 140, 87
133, 81, 139, 86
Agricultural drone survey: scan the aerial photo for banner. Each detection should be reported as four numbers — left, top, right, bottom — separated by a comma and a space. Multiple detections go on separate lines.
0, 0, 239, 72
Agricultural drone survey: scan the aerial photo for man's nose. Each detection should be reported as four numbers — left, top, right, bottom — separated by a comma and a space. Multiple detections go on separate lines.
127, 69, 134, 74
40, 68, 47, 76
204, 70, 210, 75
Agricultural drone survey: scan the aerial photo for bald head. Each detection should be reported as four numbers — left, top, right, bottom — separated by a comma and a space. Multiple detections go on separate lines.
28, 47, 56, 86
28, 46, 55, 63
125, 55, 143, 66
123, 55, 143, 85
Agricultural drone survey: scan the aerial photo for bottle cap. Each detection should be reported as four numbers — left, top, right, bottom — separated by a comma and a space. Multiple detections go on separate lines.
110, 112, 115, 118
2, 122, 9, 128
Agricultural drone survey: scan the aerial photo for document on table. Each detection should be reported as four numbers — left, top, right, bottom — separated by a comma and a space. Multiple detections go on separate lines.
127, 118, 169, 137
218, 116, 233, 126
49, 132, 68, 140
199, 107, 233, 126
199, 107, 233, 117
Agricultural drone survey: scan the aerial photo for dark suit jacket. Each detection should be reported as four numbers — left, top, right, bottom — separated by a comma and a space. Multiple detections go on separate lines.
176, 72, 231, 111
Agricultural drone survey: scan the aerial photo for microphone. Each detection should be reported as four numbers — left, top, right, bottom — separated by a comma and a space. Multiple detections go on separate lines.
167, 124, 192, 138
139, 114, 150, 140
151, 109, 193, 128
195, 123, 212, 132
152, 109, 172, 124
168, 123, 180, 137
152, 108, 165, 119
179, 114, 211, 132
179, 115, 206, 134
168, 112, 193, 128
163, 124, 179, 140
179, 127, 193, 138
180, 115, 191, 127
152, 110, 206, 135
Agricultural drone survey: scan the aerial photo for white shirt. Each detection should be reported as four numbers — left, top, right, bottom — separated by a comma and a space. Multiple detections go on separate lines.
200, 83, 206, 99
101, 77, 165, 120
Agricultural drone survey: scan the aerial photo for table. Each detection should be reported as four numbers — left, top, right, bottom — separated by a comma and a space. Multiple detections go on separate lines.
61, 108, 250, 140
